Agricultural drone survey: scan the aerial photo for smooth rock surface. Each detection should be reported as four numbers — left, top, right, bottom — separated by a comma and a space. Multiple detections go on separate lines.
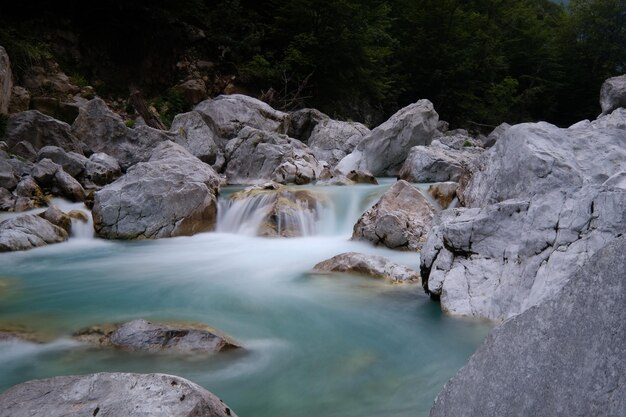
224, 127, 323, 185
430, 235, 626, 417
0, 46, 12, 114
93, 141, 221, 239
38, 146, 88, 178
398, 144, 481, 183
0, 215, 68, 252
482, 122, 510, 148
303, 114, 370, 167
313, 252, 420, 283
0, 372, 239, 417
600, 73, 626, 115
170, 111, 223, 167
336, 100, 438, 176
352, 180, 434, 251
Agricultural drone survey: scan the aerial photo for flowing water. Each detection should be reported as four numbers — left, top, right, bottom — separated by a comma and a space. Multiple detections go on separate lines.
0, 180, 491, 416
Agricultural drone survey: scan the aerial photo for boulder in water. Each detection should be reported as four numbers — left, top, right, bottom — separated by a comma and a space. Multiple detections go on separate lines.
312, 252, 420, 283
0, 372, 239, 417
0, 214, 68, 252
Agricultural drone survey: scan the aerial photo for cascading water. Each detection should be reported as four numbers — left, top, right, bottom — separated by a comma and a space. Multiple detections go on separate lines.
0, 180, 492, 417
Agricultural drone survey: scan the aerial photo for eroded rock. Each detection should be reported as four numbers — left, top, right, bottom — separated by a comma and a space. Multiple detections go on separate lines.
600, 73, 626, 115
0, 214, 68, 252
312, 252, 420, 283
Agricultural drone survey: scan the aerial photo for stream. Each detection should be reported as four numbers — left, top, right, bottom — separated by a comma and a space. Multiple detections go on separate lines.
0, 180, 492, 417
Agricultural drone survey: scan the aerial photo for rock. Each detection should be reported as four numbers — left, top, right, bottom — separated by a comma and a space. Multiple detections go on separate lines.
170, 111, 223, 166
84, 152, 121, 186
21, 63, 80, 97
462, 122, 626, 207
74, 319, 240, 353
194, 94, 289, 139
71, 98, 171, 170
346, 170, 377, 184
0, 158, 17, 190
421, 186, 626, 320
482, 122, 511, 148
352, 180, 435, 251
14, 176, 44, 201
434, 129, 481, 150
31, 158, 61, 187
428, 182, 459, 209
0, 372, 239, 417
30, 96, 82, 125
600, 73, 626, 115
312, 252, 420, 283
39, 206, 72, 233
68, 209, 89, 223
287, 108, 329, 142
0, 188, 15, 210
398, 144, 481, 183
336, 100, 438, 176
8, 86, 29, 113
0, 215, 68, 252
93, 141, 221, 239
38, 145, 88, 177
224, 127, 323, 185
0, 46, 13, 114
53, 169, 85, 202
591, 107, 626, 130
4, 111, 83, 160
430, 236, 626, 417
174, 79, 207, 105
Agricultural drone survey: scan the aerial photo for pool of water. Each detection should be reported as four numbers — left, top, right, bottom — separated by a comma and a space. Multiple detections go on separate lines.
0, 181, 491, 416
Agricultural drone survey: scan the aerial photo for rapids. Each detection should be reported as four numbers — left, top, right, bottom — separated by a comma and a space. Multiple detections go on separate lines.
0, 180, 491, 417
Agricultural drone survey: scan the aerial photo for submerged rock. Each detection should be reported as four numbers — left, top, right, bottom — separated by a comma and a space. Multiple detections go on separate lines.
352, 180, 434, 251
74, 319, 240, 353
93, 141, 221, 239
312, 252, 420, 283
0, 372, 239, 417
430, 235, 626, 417
336, 100, 438, 176
0, 214, 68, 252
600, 73, 626, 115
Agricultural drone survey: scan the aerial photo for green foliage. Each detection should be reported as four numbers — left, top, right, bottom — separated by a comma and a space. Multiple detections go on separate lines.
463, 140, 473, 147
153, 90, 188, 129
125, 119, 136, 128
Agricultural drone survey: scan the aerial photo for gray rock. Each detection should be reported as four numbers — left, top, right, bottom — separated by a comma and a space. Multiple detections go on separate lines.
0, 46, 12, 114
352, 180, 435, 251
93, 141, 221, 239
8, 86, 30, 113
224, 127, 323, 185
421, 186, 626, 320
0, 214, 68, 252
434, 129, 480, 150
462, 122, 626, 207
482, 122, 511, 148
336, 100, 438, 176
427, 182, 459, 209
194, 94, 289, 139
398, 144, 481, 183
170, 111, 223, 166
39, 206, 72, 234
430, 235, 626, 417
0, 158, 17, 190
71, 98, 171, 170
4, 111, 83, 160
53, 169, 85, 202
31, 158, 61, 187
0, 372, 239, 417
591, 107, 626, 130
84, 152, 121, 186
287, 108, 329, 143
599, 73, 626, 115
0, 187, 15, 210
38, 145, 88, 177
312, 252, 420, 283
14, 176, 44, 200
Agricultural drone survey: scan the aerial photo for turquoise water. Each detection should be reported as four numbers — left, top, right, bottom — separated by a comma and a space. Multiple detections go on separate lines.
0, 182, 491, 417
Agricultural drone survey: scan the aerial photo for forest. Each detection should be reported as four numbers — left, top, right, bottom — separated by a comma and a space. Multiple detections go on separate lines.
1, 0, 625, 128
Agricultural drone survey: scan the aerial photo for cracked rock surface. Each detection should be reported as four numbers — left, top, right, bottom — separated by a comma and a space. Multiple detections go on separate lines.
430, 235, 626, 417
92, 141, 221, 239
0, 372, 239, 417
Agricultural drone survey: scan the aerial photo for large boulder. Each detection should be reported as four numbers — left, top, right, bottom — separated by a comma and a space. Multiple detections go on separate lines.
0, 372, 239, 417
336, 100, 438, 176
71, 98, 172, 170
224, 127, 323, 185
599, 73, 626, 115
93, 141, 221, 239
462, 122, 626, 207
3, 111, 83, 160
430, 235, 626, 417
170, 111, 224, 168
194, 94, 289, 139
0, 46, 12, 114
74, 319, 240, 353
398, 144, 482, 183
312, 252, 420, 283
352, 180, 435, 251
0, 214, 68, 252
31, 158, 85, 202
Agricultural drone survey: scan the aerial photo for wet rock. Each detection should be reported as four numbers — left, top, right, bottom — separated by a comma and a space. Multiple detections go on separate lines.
0, 46, 12, 114
93, 141, 221, 239
428, 182, 459, 209
4, 111, 83, 160
316, 169, 378, 186
398, 144, 481, 183
313, 252, 420, 283
38, 145, 88, 178
336, 100, 438, 176
352, 180, 435, 251
430, 236, 626, 417
0, 372, 239, 417
170, 111, 223, 167
8, 86, 29, 114
346, 170, 377, 184
84, 152, 122, 186
224, 127, 323, 185
599, 73, 626, 115
39, 206, 72, 234
74, 319, 240, 353
68, 209, 89, 223
0, 214, 68, 252
194, 94, 289, 139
